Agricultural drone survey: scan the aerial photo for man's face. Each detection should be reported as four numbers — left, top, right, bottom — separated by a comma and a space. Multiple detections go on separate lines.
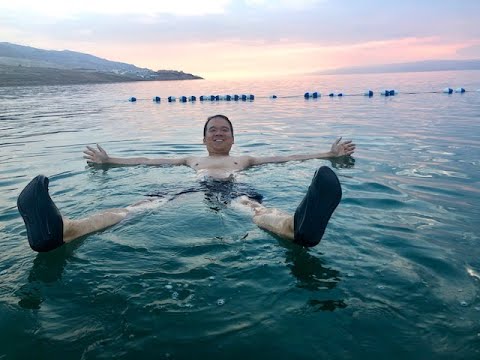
203, 117, 234, 155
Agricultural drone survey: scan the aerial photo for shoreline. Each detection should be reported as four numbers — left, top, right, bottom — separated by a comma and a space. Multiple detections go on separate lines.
0, 64, 203, 87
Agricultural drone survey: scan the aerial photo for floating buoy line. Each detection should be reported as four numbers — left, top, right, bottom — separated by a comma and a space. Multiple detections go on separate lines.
127, 87, 476, 103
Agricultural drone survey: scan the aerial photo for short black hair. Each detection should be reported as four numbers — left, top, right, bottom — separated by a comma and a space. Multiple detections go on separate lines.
203, 115, 234, 138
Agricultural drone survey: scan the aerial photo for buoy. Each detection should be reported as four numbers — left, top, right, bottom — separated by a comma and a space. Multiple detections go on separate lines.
270, 95, 277, 99
455, 87, 465, 93
234, 95, 240, 101
153, 96, 161, 102
304, 92, 320, 99
249, 94, 254, 100
381, 90, 397, 96
189, 96, 196, 101
443, 87, 453, 94
241, 95, 247, 101
338, 93, 343, 97
364, 90, 373, 97
225, 95, 232, 101
215, 95, 220, 101
328, 93, 335, 97
180, 96, 187, 102
209, 95, 215, 101
168, 96, 176, 102
129, 97, 137, 102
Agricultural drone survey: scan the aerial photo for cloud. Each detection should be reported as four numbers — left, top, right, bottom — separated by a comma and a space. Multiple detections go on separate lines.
0, 0, 232, 18
457, 44, 480, 58
1, 0, 479, 46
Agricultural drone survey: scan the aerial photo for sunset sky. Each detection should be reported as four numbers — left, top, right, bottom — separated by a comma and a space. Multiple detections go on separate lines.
1, 0, 479, 79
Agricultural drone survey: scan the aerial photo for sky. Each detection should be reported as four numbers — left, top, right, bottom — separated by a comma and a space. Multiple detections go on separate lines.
1, 0, 479, 79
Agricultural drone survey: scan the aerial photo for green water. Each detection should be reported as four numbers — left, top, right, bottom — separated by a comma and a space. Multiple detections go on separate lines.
1, 71, 479, 359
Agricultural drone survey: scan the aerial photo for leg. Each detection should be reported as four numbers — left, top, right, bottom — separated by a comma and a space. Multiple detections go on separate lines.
239, 197, 295, 240
61, 209, 129, 243
62, 197, 161, 243
239, 166, 342, 247
17, 175, 156, 252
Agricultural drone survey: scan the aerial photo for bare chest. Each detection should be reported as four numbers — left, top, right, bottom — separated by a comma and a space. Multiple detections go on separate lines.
188, 156, 249, 171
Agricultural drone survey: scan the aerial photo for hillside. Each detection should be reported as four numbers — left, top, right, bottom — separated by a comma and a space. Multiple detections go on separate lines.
0, 42, 202, 87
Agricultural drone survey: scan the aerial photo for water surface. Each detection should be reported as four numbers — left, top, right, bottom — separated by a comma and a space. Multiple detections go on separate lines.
1, 71, 479, 359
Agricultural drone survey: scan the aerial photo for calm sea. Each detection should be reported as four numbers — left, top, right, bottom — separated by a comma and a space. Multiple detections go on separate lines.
1, 71, 479, 359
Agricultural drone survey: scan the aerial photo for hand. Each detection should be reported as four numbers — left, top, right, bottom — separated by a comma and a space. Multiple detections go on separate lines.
83, 144, 110, 165
330, 137, 356, 157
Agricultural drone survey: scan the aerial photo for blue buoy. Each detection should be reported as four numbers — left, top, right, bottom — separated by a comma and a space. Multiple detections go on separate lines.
338, 93, 343, 97
225, 95, 232, 101
189, 96, 196, 101
388, 90, 396, 96
168, 96, 176, 102
215, 95, 220, 101
153, 96, 161, 102
179, 96, 187, 102
208, 95, 214, 101
129, 97, 137, 102
364, 90, 373, 97
241, 95, 247, 101
443, 87, 453, 94
249, 94, 254, 100
233, 95, 239, 101
455, 87, 466, 93
270, 95, 277, 99
381, 90, 390, 96
305, 92, 319, 99
328, 93, 335, 97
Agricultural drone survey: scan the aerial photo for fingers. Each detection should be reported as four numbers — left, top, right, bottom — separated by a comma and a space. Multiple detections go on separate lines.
335, 137, 342, 144
344, 143, 356, 155
84, 144, 105, 157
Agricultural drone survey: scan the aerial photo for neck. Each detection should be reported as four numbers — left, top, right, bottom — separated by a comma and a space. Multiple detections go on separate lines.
208, 151, 230, 157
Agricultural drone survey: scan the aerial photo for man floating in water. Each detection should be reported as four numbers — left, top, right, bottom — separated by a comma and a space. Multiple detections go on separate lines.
17, 114, 355, 252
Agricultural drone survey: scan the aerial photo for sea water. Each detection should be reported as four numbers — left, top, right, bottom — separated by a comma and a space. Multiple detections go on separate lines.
0, 71, 479, 359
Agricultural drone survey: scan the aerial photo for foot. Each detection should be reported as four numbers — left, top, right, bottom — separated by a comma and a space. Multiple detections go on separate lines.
17, 175, 64, 252
293, 166, 342, 247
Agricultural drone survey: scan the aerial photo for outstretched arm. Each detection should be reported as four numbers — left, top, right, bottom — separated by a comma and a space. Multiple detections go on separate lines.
83, 144, 188, 166
248, 137, 355, 167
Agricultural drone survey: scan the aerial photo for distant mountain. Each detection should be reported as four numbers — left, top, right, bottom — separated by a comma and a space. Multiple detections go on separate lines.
0, 42, 202, 87
316, 60, 480, 75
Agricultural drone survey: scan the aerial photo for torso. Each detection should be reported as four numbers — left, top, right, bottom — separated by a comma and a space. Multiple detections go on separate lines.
186, 155, 252, 180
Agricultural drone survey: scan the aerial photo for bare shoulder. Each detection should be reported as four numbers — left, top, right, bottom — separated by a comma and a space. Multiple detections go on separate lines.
185, 156, 201, 167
